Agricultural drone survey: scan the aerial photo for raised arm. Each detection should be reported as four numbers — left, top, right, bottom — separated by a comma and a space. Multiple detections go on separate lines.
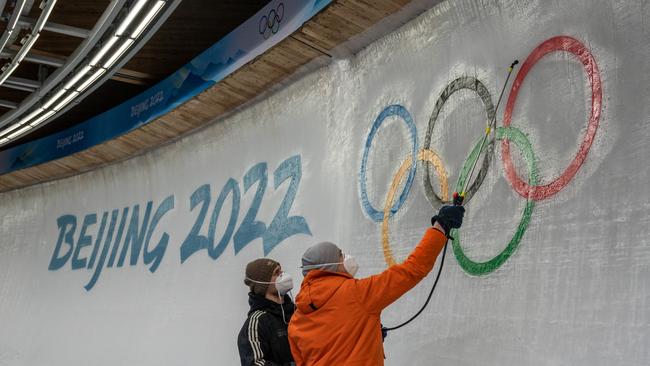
354, 205, 464, 313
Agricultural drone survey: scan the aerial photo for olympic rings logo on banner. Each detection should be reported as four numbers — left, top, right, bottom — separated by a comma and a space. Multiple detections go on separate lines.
259, 2, 285, 39
358, 35, 602, 275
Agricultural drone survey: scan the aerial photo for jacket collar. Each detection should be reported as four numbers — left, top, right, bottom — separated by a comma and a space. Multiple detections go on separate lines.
248, 292, 295, 319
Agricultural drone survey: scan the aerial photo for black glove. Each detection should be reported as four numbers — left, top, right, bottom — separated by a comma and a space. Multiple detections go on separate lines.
431, 205, 465, 236
381, 325, 388, 342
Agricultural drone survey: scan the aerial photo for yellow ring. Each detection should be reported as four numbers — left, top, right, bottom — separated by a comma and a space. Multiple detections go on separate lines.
381, 148, 449, 266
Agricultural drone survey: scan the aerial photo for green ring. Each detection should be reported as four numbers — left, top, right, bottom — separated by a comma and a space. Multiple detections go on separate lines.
451, 126, 538, 276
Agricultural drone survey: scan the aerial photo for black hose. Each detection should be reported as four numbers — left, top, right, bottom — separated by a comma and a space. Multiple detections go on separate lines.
382, 239, 448, 332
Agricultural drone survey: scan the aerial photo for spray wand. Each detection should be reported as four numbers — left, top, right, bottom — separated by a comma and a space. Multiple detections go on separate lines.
455, 59, 519, 205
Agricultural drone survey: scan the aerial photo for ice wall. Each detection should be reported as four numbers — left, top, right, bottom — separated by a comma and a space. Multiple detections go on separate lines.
1, 0, 649, 365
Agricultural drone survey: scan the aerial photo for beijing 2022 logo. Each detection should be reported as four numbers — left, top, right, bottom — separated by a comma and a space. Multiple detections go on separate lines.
259, 2, 284, 39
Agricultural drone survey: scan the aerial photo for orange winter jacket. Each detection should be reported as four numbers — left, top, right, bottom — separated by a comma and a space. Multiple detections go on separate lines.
287, 228, 447, 366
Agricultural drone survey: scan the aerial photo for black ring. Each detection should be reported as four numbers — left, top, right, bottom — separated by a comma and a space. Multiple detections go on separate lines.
423, 76, 496, 208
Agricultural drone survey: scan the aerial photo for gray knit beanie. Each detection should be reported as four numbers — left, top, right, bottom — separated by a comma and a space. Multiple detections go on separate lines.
301, 241, 342, 276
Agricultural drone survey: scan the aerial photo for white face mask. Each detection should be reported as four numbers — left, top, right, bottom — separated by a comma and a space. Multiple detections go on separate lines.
343, 254, 359, 277
246, 272, 294, 296
301, 253, 359, 277
274, 272, 294, 295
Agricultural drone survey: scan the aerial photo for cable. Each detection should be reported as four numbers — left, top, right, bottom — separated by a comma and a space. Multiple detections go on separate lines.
382, 239, 449, 332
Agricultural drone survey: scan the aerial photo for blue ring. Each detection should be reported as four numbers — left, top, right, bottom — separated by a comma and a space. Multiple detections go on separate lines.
359, 105, 418, 222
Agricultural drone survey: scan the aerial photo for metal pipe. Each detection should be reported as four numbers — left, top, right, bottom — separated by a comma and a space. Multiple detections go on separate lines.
5, 76, 41, 89
0, 83, 35, 92
16, 16, 91, 38
0, 49, 66, 67
0, 99, 17, 109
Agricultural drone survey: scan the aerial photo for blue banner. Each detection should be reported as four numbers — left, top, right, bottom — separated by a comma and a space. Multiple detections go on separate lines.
0, 0, 332, 175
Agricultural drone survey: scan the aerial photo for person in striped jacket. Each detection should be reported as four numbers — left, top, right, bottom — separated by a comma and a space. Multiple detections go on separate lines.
238, 258, 296, 366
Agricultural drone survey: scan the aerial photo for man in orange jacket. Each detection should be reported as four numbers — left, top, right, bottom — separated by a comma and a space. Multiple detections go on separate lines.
287, 205, 464, 365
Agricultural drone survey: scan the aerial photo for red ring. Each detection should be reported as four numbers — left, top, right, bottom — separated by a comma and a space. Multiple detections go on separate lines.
501, 35, 602, 200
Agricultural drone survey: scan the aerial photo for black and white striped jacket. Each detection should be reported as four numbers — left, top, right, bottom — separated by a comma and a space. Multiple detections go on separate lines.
237, 293, 295, 366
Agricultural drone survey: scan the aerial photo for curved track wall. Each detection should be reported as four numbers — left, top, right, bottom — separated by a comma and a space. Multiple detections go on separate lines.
1, 0, 649, 364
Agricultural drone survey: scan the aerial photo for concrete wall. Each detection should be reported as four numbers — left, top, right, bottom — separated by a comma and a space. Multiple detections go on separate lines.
1, 0, 648, 364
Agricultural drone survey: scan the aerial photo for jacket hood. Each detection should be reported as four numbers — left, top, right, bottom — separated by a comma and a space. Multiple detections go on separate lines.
295, 270, 352, 314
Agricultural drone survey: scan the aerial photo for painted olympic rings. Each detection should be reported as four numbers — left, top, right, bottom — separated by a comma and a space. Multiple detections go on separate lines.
360, 105, 418, 222
382, 149, 449, 266
451, 127, 536, 275
423, 76, 496, 207
259, 2, 285, 39
358, 35, 602, 275
501, 35, 602, 200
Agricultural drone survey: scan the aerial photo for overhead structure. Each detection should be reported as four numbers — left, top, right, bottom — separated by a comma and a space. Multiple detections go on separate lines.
0, 0, 422, 192
0, 0, 180, 146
